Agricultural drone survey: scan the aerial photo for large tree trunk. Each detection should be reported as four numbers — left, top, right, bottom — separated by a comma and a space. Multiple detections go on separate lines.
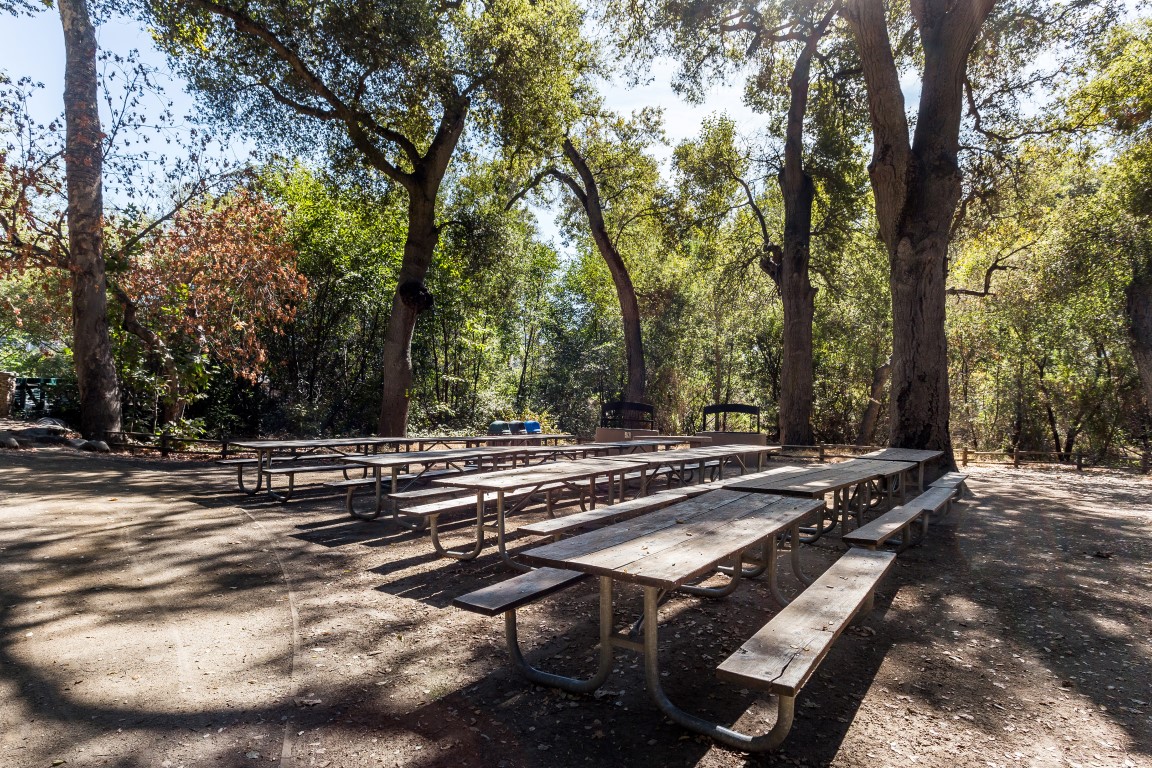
775, 12, 833, 446
376, 188, 439, 436
375, 102, 466, 436
60, 0, 122, 441
845, 0, 994, 468
561, 138, 646, 403
1127, 266, 1152, 425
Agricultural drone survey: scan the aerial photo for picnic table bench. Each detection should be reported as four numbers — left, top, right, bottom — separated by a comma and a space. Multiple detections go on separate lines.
225, 437, 404, 501
457, 489, 890, 752
430, 457, 650, 568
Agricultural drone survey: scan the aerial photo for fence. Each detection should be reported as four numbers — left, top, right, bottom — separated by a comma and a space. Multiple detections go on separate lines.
776, 442, 1150, 473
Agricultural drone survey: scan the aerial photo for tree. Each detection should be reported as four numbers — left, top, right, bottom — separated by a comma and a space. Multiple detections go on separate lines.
1069, 20, 1152, 430
113, 189, 306, 426
150, 0, 592, 435
606, 0, 868, 444
511, 109, 665, 404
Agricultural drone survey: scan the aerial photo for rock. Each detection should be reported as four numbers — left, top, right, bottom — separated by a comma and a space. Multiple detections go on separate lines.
0, 433, 19, 449
81, 440, 110, 453
34, 417, 69, 433
67, 438, 89, 450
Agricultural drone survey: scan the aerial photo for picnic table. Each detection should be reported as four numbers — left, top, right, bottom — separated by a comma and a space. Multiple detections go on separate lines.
341, 447, 527, 519
858, 447, 943, 491
583, 438, 688, 453
413, 433, 573, 449
723, 458, 916, 541
603, 444, 780, 495
516, 489, 825, 746
429, 457, 650, 567
227, 437, 407, 497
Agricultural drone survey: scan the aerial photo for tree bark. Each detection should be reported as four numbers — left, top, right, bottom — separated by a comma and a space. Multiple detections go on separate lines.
1127, 265, 1152, 426
560, 138, 646, 403
845, 0, 995, 468
856, 356, 890, 445
375, 101, 467, 436
59, 0, 122, 440
775, 10, 835, 446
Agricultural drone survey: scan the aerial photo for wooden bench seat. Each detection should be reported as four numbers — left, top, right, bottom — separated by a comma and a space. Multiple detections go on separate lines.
216, 455, 297, 466
842, 503, 925, 551
930, 471, 969, 497
453, 567, 589, 616
518, 488, 689, 538
716, 549, 896, 699
909, 484, 958, 513
264, 463, 361, 479
843, 485, 956, 551
397, 482, 570, 520
322, 467, 468, 491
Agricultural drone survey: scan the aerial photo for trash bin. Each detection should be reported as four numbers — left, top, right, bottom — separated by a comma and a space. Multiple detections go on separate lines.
524, 420, 542, 434
487, 420, 511, 436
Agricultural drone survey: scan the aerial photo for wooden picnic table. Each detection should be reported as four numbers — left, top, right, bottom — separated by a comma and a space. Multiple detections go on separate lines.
429, 456, 650, 567
414, 433, 574, 449
228, 437, 405, 496
858, 447, 943, 491
518, 489, 824, 745
603, 444, 780, 494
723, 458, 916, 541
342, 447, 526, 517
583, 438, 688, 453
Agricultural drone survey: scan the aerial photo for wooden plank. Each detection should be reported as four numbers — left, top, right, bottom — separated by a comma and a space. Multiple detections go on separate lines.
521, 490, 753, 563
532, 495, 819, 588
842, 505, 922, 547
617, 498, 823, 587
906, 485, 957, 510
443, 458, 649, 491
861, 448, 943, 463
264, 463, 361, 475
452, 568, 589, 617
519, 489, 689, 536
716, 549, 896, 696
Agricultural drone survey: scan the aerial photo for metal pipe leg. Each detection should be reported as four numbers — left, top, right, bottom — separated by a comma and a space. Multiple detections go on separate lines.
504, 577, 615, 693
641, 587, 797, 752
788, 523, 812, 585
679, 553, 743, 597
494, 491, 531, 572
429, 500, 486, 561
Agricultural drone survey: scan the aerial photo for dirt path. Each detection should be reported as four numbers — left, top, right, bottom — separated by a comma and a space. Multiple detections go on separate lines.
0, 451, 1149, 768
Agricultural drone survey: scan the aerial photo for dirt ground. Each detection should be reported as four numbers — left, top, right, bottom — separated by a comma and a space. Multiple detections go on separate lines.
0, 449, 1149, 768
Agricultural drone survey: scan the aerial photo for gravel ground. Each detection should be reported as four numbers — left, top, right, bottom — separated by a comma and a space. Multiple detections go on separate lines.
0, 449, 1149, 768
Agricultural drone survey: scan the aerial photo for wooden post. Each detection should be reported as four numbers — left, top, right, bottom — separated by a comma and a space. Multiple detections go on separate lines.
818, 443, 825, 462
1012, 447, 1019, 468
1142, 449, 1149, 474
160, 431, 170, 459
220, 432, 230, 459
961, 446, 969, 467
1076, 453, 1083, 471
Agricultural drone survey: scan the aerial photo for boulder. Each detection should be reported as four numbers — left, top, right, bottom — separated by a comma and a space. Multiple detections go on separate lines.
0, 433, 19, 450
81, 440, 110, 453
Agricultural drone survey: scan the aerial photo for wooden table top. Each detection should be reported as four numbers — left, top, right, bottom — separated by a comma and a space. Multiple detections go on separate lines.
859, 448, 944, 463
521, 489, 823, 589
724, 459, 915, 495
344, 448, 499, 469
231, 437, 402, 450
436, 457, 650, 491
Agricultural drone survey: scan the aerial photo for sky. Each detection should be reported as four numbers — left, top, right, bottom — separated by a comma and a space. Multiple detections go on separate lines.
0, 8, 767, 252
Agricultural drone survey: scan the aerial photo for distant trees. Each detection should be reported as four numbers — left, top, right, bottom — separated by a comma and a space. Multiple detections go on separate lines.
150, 0, 593, 436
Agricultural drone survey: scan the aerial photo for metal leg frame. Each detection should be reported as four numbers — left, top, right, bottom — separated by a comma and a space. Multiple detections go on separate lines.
503, 577, 617, 693
641, 586, 797, 752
